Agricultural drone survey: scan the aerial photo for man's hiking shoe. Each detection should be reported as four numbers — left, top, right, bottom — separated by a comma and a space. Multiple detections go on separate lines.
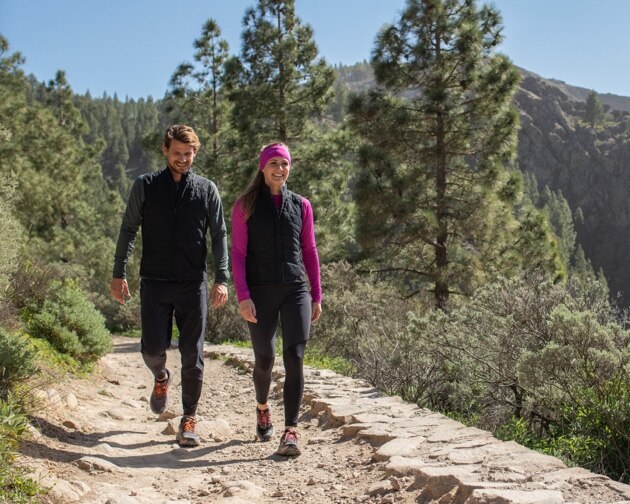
276, 427, 301, 456
149, 368, 172, 414
176, 415, 200, 447
256, 407, 274, 441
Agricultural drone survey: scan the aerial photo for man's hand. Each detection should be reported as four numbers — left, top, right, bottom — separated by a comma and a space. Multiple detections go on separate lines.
210, 283, 228, 309
311, 302, 322, 322
239, 299, 257, 323
110, 278, 130, 304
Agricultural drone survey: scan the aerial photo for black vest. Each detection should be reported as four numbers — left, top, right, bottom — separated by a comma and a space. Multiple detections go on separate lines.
140, 168, 211, 281
246, 185, 307, 285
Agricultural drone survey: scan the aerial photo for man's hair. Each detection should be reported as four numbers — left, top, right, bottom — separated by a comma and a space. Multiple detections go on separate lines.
163, 125, 201, 150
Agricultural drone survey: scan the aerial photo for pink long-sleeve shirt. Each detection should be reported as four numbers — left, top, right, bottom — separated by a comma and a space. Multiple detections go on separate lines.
231, 194, 322, 303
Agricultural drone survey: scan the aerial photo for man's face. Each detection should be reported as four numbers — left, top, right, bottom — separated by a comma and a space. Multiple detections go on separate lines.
162, 139, 197, 176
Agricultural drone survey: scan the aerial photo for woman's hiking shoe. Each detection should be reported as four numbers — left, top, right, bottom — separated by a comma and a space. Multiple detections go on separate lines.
149, 368, 172, 414
256, 407, 274, 441
176, 415, 200, 447
276, 427, 301, 456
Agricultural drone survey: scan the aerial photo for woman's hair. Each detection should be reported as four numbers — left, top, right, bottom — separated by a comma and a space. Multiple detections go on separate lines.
238, 142, 289, 221
163, 124, 201, 151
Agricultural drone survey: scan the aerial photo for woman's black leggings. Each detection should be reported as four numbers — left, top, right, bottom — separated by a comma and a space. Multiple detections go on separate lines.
248, 283, 312, 427
253, 343, 306, 426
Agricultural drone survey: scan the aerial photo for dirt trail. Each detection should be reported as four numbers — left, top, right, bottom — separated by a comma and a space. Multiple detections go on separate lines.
19, 336, 630, 504
20, 336, 386, 504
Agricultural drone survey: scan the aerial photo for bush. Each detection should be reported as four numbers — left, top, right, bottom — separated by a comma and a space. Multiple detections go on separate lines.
408, 270, 630, 482
0, 328, 38, 400
28, 280, 111, 362
308, 262, 442, 402
0, 398, 40, 503
7, 260, 53, 318
519, 308, 630, 481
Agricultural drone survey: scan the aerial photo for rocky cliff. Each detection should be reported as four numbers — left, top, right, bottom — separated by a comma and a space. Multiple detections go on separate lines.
515, 72, 630, 303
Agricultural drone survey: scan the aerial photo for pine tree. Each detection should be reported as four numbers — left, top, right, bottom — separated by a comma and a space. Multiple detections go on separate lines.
347, 0, 532, 310
540, 186, 577, 270
44, 70, 85, 135
167, 19, 232, 185
584, 90, 604, 128
225, 0, 335, 152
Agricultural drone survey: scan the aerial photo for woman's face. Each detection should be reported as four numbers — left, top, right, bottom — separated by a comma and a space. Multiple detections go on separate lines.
262, 156, 291, 194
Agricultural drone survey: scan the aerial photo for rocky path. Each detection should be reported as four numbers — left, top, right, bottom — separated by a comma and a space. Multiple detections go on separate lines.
20, 336, 630, 504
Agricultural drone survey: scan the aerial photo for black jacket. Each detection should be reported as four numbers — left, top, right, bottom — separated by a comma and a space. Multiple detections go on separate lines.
246, 184, 307, 286
113, 168, 229, 284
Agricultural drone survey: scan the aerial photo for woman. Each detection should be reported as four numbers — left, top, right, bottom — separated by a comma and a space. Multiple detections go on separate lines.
231, 142, 322, 457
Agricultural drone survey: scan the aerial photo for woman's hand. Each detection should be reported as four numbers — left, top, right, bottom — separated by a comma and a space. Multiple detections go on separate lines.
311, 302, 322, 322
239, 299, 258, 323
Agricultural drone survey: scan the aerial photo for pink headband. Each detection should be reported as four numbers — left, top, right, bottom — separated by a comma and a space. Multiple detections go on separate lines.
259, 145, 291, 171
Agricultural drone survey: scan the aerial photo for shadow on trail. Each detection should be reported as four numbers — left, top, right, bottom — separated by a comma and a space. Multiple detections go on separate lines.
29, 416, 155, 450
110, 340, 141, 354
21, 435, 278, 469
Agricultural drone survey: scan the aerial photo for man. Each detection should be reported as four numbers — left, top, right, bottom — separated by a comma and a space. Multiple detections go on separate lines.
111, 124, 228, 447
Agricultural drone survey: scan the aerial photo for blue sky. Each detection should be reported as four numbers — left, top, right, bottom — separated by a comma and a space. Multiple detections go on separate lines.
1, 0, 629, 100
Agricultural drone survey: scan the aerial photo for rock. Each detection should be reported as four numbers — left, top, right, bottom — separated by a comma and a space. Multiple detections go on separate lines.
62, 419, 81, 430
607, 481, 630, 500
104, 496, 140, 504
122, 398, 143, 409
74, 456, 119, 473
46, 478, 91, 502
373, 436, 426, 461
26, 423, 43, 441
389, 477, 401, 490
45, 388, 64, 408
220, 480, 265, 498
466, 488, 565, 504
164, 419, 178, 435
104, 409, 127, 421
66, 392, 78, 409
158, 410, 178, 420
196, 418, 233, 441
93, 442, 115, 454
367, 480, 396, 496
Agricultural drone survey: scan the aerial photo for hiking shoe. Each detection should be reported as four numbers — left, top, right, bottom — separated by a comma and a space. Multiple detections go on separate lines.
256, 407, 274, 441
176, 415, 200, 447
149, 368, 172, 414
276, 427, 301, 456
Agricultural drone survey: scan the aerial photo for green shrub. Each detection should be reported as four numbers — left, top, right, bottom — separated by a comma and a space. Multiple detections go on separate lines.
0, 398, 40, 503
408, 270, 630, 482
28, 280, 111, 362
0, 399, 28, 445
308, 262, 442, 402
0, 329, 38, 400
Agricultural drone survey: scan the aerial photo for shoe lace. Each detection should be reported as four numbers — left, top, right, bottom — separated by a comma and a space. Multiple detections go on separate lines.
181, 416, 196, 433
153, 378, 169, 399
282, 428, 300, 444
257, 408, 271, 428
